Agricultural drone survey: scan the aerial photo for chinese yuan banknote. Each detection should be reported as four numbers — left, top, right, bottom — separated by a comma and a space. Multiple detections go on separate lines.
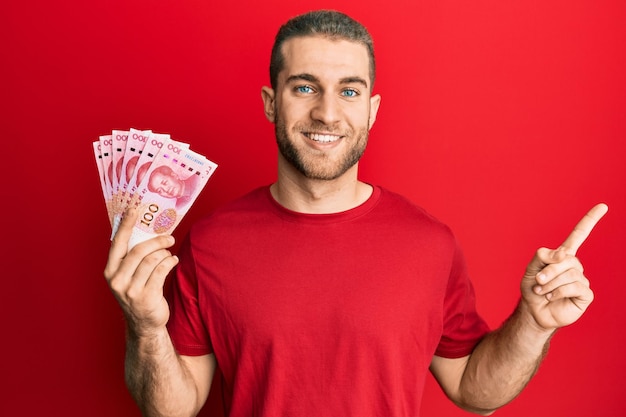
98, 134, 115, 225
92, 140, 111, 223
93, 128, 217, 248
116, 128, 151, 215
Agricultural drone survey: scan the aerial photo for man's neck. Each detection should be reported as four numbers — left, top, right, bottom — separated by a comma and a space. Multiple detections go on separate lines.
270, 164, 373, 214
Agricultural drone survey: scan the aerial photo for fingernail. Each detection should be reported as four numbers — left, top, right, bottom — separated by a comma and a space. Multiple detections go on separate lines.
534, 285, 543, 294
545, 293, 553, 301
537, 273, 546, 284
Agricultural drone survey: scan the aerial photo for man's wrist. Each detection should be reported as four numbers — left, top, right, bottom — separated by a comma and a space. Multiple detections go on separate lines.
515, 300, 557, 341
126, 321, 171, 350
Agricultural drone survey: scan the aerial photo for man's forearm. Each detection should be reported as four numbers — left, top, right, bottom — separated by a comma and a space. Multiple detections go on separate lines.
125, 325, 200, 417
458, 302, 555, 413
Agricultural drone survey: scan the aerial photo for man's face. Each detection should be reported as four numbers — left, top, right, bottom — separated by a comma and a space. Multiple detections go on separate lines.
263, 36, 381, 181
149, 169, 184, 199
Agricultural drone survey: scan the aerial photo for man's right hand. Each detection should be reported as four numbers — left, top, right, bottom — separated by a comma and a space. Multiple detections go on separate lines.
104, 209, 179, 336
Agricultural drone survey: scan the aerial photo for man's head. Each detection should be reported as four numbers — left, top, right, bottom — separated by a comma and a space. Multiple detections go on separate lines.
147, 165, 185, 199
262, 10, 381, 182
269, 10, 376, 90
135, 161, 151, 187
125, 156, 139, 183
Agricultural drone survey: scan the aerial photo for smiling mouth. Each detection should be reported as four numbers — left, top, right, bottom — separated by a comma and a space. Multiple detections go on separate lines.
305, 132, 342, 143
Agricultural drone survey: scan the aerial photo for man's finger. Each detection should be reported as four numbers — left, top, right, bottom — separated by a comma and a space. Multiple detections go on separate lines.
559, 203, 608, 255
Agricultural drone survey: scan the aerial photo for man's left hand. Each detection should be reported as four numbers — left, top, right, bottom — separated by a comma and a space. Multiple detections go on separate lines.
520, 203, 608, 331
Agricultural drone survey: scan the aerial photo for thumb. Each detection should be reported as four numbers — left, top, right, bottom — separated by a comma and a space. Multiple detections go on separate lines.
524, 247, 568, 279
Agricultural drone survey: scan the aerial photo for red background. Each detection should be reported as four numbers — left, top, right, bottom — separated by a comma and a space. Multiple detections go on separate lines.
3, 0, 625, 416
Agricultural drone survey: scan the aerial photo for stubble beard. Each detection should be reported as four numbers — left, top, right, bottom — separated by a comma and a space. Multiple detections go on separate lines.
274, 118, 369, 181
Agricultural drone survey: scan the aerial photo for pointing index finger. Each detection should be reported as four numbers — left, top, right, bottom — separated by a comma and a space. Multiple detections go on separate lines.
559, 203, 608, 255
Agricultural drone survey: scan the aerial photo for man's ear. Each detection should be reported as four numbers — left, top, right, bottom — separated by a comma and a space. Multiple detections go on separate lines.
368, 94, 381, 130
261, 86, 276, 123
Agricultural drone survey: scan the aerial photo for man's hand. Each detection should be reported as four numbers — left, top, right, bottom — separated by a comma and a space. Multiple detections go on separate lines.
521, 203, 608, 331
104, 209, 179, 336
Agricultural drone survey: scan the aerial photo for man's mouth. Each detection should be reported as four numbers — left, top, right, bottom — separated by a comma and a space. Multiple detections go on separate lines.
305, 132, 342, 143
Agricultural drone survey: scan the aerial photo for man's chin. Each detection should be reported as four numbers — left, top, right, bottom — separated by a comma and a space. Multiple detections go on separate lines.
299, 162, 358, 181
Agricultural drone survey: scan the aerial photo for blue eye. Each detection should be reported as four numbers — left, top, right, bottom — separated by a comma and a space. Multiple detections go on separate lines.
296, 85, 314, 94
342, 88, 358, 97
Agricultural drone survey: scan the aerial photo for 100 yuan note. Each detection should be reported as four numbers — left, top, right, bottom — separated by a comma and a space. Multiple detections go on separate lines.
113, 139, 217, 248
117, 128, 152, 214
110, 130, 129, 217
92, 140, 112, 223
98, 134, 115, 225
123, 132, 186, 211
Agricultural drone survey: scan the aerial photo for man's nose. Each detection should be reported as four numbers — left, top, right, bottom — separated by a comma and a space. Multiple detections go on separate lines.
310, 93, 341, 125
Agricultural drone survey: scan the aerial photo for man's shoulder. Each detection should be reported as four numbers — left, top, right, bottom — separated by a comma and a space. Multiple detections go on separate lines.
376, 186, 451, 230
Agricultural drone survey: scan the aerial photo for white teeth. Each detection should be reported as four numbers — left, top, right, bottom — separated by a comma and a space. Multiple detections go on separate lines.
308, 133, 340, 143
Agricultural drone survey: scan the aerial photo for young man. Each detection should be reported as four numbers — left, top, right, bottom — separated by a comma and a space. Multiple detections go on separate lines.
104, 10, 607, 417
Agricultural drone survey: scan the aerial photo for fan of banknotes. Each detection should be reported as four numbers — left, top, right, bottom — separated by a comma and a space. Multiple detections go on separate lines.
93, 128, 217, 248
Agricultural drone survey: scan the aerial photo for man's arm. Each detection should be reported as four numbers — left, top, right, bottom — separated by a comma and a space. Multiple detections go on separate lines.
104, 209, 215, 417
430, 203, 608, 414
431, 303, 553, 415
125, 329, 215, 417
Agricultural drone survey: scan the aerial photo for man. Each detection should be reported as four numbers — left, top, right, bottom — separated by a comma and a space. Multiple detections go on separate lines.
104, 10, 607, 417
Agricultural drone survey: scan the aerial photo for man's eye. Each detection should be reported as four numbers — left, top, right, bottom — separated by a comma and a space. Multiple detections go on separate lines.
341, 88, 359, 98
296, 85, 314, 94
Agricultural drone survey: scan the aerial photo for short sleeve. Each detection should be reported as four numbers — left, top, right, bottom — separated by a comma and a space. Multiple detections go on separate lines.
166, 234, 214, 356
434, 240, 490, 358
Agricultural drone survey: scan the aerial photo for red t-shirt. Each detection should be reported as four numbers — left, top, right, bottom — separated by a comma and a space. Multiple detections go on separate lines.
167, 185, 489, 416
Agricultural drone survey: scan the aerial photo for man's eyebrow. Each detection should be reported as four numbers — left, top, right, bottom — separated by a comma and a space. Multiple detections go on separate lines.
339, 76, 369, 88
285, 73, 319, 84
285, 74, 369, 89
